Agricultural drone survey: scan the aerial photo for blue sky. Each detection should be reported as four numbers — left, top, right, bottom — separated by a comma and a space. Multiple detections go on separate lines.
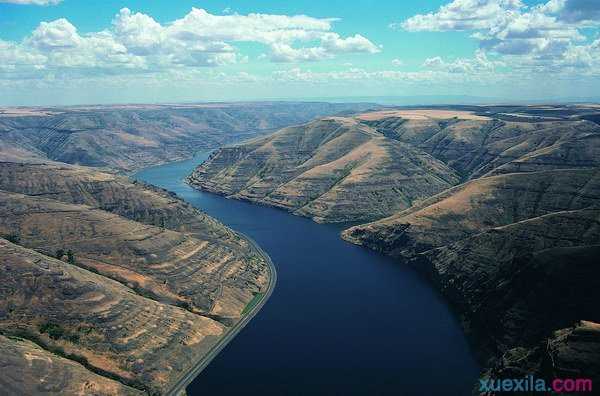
1, 0, 599, 105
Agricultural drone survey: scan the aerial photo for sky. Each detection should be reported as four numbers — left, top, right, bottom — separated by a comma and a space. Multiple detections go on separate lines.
1, 0, 600, 105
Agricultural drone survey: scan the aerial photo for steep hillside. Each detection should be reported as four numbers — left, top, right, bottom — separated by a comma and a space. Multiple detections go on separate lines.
0, 163, 272, 395
343, 168, 600, 257
0, 334, 143, 396
0, 162, 235, 241
0, 239, 226, 395
0, 102, 378, 172
357, 110, 600, 179
417, 221, 600, 388
0, 190, 268, 320
188, 117, 459, 223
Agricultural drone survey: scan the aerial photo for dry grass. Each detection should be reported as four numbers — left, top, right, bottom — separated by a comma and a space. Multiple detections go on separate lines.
0, 108, 62, 117
356, 109, 490, 121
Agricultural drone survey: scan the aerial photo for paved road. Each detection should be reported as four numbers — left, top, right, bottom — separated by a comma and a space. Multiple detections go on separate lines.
166, 232, 277, 396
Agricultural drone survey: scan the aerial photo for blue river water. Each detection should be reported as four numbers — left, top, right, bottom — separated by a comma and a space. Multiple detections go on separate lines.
134, 153, 480, 396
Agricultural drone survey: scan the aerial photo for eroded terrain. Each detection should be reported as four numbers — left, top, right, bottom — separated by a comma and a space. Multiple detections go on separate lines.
0, 162, 271, 395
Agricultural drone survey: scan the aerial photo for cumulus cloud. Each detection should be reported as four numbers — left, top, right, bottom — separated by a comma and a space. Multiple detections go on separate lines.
540, 0, 600, 24
0, 0, 62, 4
399, 0, 524, 32
391, 58, 403, 66
423, 50, 503, 73
0, 7, 380, 81
397, 0, 600, 72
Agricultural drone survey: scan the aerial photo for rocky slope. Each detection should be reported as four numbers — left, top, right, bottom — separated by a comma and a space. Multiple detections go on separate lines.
0, 163, 271, 395
0, 102, 378, 173
338, 108, 600, 393
188, 116, 460, 223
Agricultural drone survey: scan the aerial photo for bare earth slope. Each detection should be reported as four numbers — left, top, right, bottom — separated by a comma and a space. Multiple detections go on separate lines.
0, 102, 378, 172
0, 163, 271, 395
343, 168, 600, 257
188, 116, 459, 223
0, 239, 225, 395
0, 162, 236, 241
0, 190, 268, 320
0, 334, 143, 396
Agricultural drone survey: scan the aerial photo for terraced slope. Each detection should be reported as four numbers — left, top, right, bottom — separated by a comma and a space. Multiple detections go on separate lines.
188, 117, 459, 223
0, 102, 378, 172
0, 239, 225, 395
0, 191, 267, 320
0, 163, 272, 395
343, 168, 600, 257
0, 334, 143, 396
0, 162, 233, 241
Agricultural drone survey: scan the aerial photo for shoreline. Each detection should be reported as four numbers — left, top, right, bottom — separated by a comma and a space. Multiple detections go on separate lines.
165, 231, 277, 396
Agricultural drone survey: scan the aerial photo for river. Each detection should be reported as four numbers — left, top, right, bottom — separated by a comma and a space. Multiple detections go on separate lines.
134, 153, 480, 396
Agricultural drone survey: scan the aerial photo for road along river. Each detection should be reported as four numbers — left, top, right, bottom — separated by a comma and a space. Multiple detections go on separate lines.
134, 153, 480, 396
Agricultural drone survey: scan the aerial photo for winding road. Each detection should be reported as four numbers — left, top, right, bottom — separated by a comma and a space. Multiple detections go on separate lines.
166, 233, 277, 396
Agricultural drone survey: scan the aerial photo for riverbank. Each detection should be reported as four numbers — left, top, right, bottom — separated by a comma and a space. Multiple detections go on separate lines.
166, 232, 277, 396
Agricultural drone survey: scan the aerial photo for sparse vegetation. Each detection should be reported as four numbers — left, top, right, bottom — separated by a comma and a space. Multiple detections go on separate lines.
241, 292, 264, 316
2, 233, 20, 245
39, 322, 66, 340
66, 250, 76, 265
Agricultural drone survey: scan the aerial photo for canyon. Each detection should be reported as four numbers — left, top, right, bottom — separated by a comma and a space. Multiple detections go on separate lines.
190, 104, 600, 392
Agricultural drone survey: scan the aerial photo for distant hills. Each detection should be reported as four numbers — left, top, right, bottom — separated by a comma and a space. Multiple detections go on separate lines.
0, 102, 379, 173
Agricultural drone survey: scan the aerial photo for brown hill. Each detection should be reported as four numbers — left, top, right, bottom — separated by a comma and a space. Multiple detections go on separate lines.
0, 162, 272, 395
0, 334, 143, 396
188, 117, 459, 223
342, 168, 600, 257
0, 239, 225, 395
0, 190, 268, 320
0, 102, 378, 172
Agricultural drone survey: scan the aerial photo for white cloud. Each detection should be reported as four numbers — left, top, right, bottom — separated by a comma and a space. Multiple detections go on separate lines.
539, 0, 600, 24
27, 19, 82, 50
397, 0, 600, 73
271, 66, 492, 85
391, 58, 403, 66
0, 7, 380, 81
423, 50, 503, 73
399, 0, 524, 32
0, 0, 62, 5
